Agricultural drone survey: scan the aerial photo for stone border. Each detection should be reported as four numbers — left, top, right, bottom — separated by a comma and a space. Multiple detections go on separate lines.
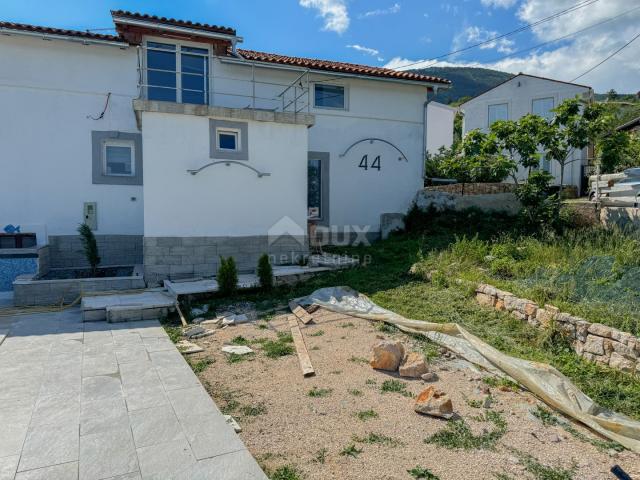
476, 283, 640, 373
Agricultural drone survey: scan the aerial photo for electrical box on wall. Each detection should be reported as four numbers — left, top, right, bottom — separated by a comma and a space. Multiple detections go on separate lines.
83, 202, 97, 230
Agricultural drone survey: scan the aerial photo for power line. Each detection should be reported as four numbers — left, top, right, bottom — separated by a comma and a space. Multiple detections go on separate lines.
570, 31, 640, 81
395, 0, 600, 71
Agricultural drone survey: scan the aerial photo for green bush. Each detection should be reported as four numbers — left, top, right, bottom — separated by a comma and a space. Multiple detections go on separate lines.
217, 256, 238, 297
77, 223, 100, 276
489, 257, 517, 278
257, 253, 273, 290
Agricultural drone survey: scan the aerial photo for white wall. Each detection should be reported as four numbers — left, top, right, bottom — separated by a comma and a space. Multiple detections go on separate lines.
141, 111, 308, 237
461, 75, 592, 188
427, 102, 455, 154
0, 35, 142, 238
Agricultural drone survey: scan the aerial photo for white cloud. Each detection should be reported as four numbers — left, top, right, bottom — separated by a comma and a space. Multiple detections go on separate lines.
462, 26, 515, 53
299, 0, 350, 34
360, 3, 401, 18
481, 0, 518, 8
385, 0, 640, 91
347, 44, 381, 57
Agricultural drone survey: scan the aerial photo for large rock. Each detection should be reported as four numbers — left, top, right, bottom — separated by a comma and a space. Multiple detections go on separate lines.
583, 335, 605, 355
414, 386, 453, 418
588, 323, 613, 338
476, 292, 495, 307
399, 352, 429, 378
370, 340, 405, 371
609, 352, 636, 372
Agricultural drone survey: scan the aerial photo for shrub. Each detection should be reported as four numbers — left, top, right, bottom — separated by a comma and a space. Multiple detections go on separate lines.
77, 223, 100, 276
217, 256, 238, 297
257, 253, 273, 290
489, 257, 517, 278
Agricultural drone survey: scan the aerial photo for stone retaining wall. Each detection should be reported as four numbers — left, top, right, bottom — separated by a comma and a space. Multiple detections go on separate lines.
415, 189, 521, 215
475, 283, 640, 373
426, 182, 517, 195
48, 235, 143, 268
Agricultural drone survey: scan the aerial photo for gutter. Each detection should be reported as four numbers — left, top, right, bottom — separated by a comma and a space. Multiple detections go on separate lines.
0, 27, 130, 48
112, 16, 243, 44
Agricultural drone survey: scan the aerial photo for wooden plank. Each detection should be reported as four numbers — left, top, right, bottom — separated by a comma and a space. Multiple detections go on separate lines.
288, 315, 315, 377
289, 301, 314, 325
175, 301, 188, 327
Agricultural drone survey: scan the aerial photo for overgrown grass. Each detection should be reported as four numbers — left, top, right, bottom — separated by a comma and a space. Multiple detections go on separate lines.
425, 411, 507, 450
187, 357, 214, 374
262, 333, 295, 359
268, 465, 304, 480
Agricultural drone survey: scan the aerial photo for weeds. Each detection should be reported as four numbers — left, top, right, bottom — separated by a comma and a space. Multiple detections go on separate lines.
380, 379, 412, 397
340, 322, 355, 328
356, 409, 378, 421
187, 357, 214, 374
375, 322, 398, 333
227, 352, 254, 364
408, 467, 440, 480
483, 376, 519, 392
308, 387, 332, 398
313, 448, 327, 464
230, 335, 249, 345
241, 403, 267, 417
348, 389, 363, 397
262, 334, 295, 359
512, 449, 576, 480
339, 444, 362, 458
308, 330, 325, 337
425, 411, 507, 450
353, 432, 403, 447
348, 356, 369, 364
269, 465, 303, 480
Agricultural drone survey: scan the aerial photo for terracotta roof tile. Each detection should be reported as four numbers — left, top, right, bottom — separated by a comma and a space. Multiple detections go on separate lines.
111, 10, 236, 36
0, 21, 123, 42
236, 49, 451, 85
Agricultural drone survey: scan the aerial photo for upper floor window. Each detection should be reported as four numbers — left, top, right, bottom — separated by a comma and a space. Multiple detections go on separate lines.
146, 42, 208, 105
532, 97, 555, 120
314, 84, 346, 109
488, 103, 508, 126
104, 139, 134, 176
216, 128, 240, 151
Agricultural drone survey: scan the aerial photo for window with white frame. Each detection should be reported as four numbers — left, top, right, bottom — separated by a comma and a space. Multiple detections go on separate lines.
488, 103, 508, 126
314, 84, 346, 109
532, 97, 555, 120
103, 140, 134, 176
216, 128, 240, 152
146, 41, 208, 105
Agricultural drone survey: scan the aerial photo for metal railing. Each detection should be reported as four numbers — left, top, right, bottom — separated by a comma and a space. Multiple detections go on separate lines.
135, 46, 311, 113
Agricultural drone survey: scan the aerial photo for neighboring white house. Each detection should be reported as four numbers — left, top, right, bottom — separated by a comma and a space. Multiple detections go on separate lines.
0, 11, 452, 284
460, 73, 593, 191
426, 101, 456, 155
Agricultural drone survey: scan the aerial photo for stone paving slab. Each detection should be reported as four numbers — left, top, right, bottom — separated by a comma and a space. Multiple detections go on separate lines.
0, 308, 267, 480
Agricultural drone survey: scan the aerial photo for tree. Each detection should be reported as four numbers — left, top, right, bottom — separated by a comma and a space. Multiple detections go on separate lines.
257, 253, 273, 291
607, 89, 618, 102
77, 223, 100, 276
515, 171, 559, 230
217, 256, 238, 297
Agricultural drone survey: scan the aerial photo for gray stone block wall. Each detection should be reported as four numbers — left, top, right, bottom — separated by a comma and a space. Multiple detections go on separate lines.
144, 235, 308, 285
48, 235, 143, 268
36, 245, 50, 276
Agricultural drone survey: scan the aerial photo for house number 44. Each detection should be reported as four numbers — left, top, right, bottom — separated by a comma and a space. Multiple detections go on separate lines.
359, 154, 381, 171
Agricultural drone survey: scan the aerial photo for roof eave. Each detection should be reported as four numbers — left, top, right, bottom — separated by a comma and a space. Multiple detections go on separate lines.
112, 15, 242, 43
0, 26, 129, 48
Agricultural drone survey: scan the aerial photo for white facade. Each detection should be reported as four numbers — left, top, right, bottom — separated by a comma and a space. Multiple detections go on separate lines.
426, 101, 456, 155
461, 74, 593, 189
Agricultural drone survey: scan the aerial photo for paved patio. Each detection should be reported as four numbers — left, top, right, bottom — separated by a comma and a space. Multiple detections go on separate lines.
0, 308, 267, 480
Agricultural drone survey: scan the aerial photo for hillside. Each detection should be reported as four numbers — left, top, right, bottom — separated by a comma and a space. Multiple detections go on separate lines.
412, 66, 513, 104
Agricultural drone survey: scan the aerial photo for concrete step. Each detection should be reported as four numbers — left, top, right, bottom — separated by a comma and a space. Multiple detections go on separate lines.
82, 291, 175, 322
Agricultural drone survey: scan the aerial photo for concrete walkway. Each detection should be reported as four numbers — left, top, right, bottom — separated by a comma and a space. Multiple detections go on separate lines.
0, 309, 267, 480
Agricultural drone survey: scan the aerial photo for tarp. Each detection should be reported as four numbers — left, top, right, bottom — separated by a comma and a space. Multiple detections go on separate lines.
294, 286, 640, 453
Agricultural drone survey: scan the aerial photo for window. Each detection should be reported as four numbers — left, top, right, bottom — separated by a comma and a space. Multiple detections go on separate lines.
308, 159, 322, 219
103, 140, 134, 176
488, 103, 508, 125
146, 42, 208, 105
314, 84, 345, 109
532, 97, 555, 120
217, 129, 240, 151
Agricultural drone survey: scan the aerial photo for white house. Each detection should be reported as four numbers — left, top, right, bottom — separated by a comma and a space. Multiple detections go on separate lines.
0, 11, 452, 285
460, 73, 593, 191
426, 101, 456, 155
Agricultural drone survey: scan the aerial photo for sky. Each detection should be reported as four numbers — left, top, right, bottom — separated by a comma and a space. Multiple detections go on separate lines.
2, 0, 639, 92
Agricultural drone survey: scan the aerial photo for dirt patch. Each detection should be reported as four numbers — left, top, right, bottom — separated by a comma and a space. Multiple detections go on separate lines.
188, 308, 640, 479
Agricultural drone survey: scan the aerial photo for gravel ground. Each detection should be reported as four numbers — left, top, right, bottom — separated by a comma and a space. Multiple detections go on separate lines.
189, 308, 640, 480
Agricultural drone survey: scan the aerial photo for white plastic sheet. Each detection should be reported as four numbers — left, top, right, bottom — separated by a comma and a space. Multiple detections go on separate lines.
295, 286, 640, 452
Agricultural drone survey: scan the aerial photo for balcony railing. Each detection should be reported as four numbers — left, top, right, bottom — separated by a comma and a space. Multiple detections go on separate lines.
136, 46, 311, 114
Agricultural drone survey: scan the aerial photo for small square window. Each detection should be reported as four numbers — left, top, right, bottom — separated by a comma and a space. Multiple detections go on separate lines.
314, 84, 346, 109
217, 129, 239, 151
103, 141, 134, 176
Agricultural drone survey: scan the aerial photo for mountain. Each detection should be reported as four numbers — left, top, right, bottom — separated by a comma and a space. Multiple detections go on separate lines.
411, 66, 514, 105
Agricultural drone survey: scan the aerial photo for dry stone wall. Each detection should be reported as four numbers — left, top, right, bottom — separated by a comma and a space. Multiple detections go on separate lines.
475, 283, 640, 373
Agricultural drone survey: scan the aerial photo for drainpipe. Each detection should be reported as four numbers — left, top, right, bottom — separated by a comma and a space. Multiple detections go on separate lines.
422, 94, 429, 182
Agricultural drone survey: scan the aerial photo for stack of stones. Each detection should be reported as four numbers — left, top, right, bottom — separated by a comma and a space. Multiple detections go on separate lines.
475, 283, 639, 374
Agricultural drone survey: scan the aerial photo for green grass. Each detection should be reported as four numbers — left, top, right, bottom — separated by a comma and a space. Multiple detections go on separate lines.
217, 209, 640, 419
356, 409, 378, 421
187, 357, 214, 374
313, 448, 327, 464
511, 449, 576, 480
226, 352, 254, 364
308, 387, 332, 398
425, 411, 507, 450
241, 403, 267, 417
269, 465, 304, 480
308, 329, 325, 337
348, 389, 363, 397
348, 356, 369, 364
483, 376, 520, 392
408, 467, 440, 480
380, 379, 413, 397
353, 432, 403, 447
230, 335, 250, 345
262, 333, 295, 359
339, 443, 363, 458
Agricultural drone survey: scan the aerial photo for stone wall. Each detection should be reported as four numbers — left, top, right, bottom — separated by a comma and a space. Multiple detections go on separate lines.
476, 283, 640, 373
415, 189, 521, 215
48, 235, 143, 268
600, 207, 640, 230
425, 182, 517, 195
143, 235, 308, 285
